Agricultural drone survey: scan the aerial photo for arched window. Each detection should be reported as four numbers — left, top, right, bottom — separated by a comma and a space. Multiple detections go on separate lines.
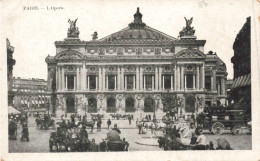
66, 97, 75, 113
88, 98, 97, 113
107, 97, 116, 113
144, 97, 155, 112
125, 97, 135, 113
185, 95, 195, 113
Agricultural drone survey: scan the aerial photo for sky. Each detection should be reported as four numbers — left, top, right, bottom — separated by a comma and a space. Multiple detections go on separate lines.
2, 0, 254, 80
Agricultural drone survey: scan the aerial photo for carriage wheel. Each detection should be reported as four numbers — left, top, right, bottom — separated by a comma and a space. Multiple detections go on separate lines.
211, 122, 225, 135
231, 126, 243, 135
177, 122, 190, 138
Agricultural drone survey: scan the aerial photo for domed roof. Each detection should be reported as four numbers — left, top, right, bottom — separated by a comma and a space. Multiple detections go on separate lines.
98, 8, 176, 42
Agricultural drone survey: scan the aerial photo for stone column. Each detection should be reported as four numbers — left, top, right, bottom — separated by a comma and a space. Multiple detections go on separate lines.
117, 66, 121, 90
177, 65, 180, 90
76, 66, 79, 90
56, 67, 59, 90
136, 66, 139, 90
125, 75, 127, 90
82, 63, 86, 90
181, 65, 184, 90
162, 75, 165, 91
106, 75, 108, 90
140, 66, 143, 90
74, 75, 76, 90
221, 77, 225, 95
171, 75, 173, 91
143, 75, 146, 90
114, 75, 117, 90
87, 76, 90, 90
152, 75, 154, 90
133, 75, 136, 90
202, 63, 205, 89
95, 75, 98, 90
61, 67, 65, 90
98, 66, 102, 90
155, 66, 158, 90
193, 74, 195, 90
103, 67, 106, 91
158, 66, 162, 90
121, 66, 124, 90
174, 65, 177, 91
65, 75, 67, 89
213, 68, 216, 91
196, 65, 200, 90
184, 74, 187, 90
211, 76, 214, 91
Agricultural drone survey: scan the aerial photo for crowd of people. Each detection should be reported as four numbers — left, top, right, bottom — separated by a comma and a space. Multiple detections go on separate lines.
8, 113, 29, 142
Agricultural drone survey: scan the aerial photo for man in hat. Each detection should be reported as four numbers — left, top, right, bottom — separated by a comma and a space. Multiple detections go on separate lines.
112, 123, 121, 134
21, 124, 29, 142
195, 129, 206, 150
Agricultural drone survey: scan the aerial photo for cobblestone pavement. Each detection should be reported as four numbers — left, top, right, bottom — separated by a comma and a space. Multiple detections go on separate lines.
9, 117, 252, 152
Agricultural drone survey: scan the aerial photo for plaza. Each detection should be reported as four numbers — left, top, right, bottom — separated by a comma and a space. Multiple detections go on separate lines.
9, 117, 252, 152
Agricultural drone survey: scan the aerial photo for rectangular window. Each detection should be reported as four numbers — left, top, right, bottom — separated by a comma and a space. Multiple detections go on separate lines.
205, 76, 211, 91
67, 75, 75, 89
127, 75, 134, 90
145, 75, 153, 90
216, 77, 221, 94
89, 75, 96, 89
164, 74, 171, 89
108, 75, 115, 90
186, 74, 193, 89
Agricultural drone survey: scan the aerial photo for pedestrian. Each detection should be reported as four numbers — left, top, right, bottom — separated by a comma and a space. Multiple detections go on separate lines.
107, 119, 112, 129
97, 119, 102, 132
195, 129, 207, 150
112, 123, 121, 134
21, 124, 29, 142
137, 121, 142, 134
150, 122, 154, 135
128, 115, 132, 125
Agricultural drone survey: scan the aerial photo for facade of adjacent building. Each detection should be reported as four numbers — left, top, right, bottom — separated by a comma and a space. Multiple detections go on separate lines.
230, 17, 251, 113
46, 8, 227, 117
7, 38, 16, 106
12, 77, 49, 113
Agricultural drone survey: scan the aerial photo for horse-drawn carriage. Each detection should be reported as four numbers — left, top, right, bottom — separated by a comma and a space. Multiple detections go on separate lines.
200, 108, 246, 135
110, 113, 132, 120
35, 116, 55, 130
99, 140, 129, 151
90, 114, 104, 121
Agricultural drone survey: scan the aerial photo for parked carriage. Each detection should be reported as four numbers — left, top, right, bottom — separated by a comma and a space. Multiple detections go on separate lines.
161, 115, 190, 137
201, 109, 246, 135
35, 116, 55, 130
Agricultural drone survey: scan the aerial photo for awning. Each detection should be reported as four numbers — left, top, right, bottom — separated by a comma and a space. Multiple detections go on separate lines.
231, 74, 251, 89
8, 106, 21, 114
245, 73, 251, 86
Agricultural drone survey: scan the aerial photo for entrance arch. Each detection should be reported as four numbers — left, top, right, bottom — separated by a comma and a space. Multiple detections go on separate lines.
144, 97, 155, 112
66, 97, 75, 113
88, 98, 97, 113
107, 97, 116, 113
185, 95, 195, 113
125, 97, 135, 113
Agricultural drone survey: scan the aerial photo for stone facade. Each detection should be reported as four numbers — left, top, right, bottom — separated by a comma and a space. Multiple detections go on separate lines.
45, 8, 227, 117
12, 77, 49, 114
7, 38, 16, 106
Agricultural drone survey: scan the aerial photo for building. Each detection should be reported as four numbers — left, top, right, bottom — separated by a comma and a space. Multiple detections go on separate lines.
45, 8, 227, 117
7, 38, 16, 106
226, 79, 234, 105
230, 17, 251, 117
12, 77, 49, 114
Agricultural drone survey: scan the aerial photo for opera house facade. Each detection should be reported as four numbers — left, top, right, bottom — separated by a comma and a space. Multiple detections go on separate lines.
45, 8, 227, 117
